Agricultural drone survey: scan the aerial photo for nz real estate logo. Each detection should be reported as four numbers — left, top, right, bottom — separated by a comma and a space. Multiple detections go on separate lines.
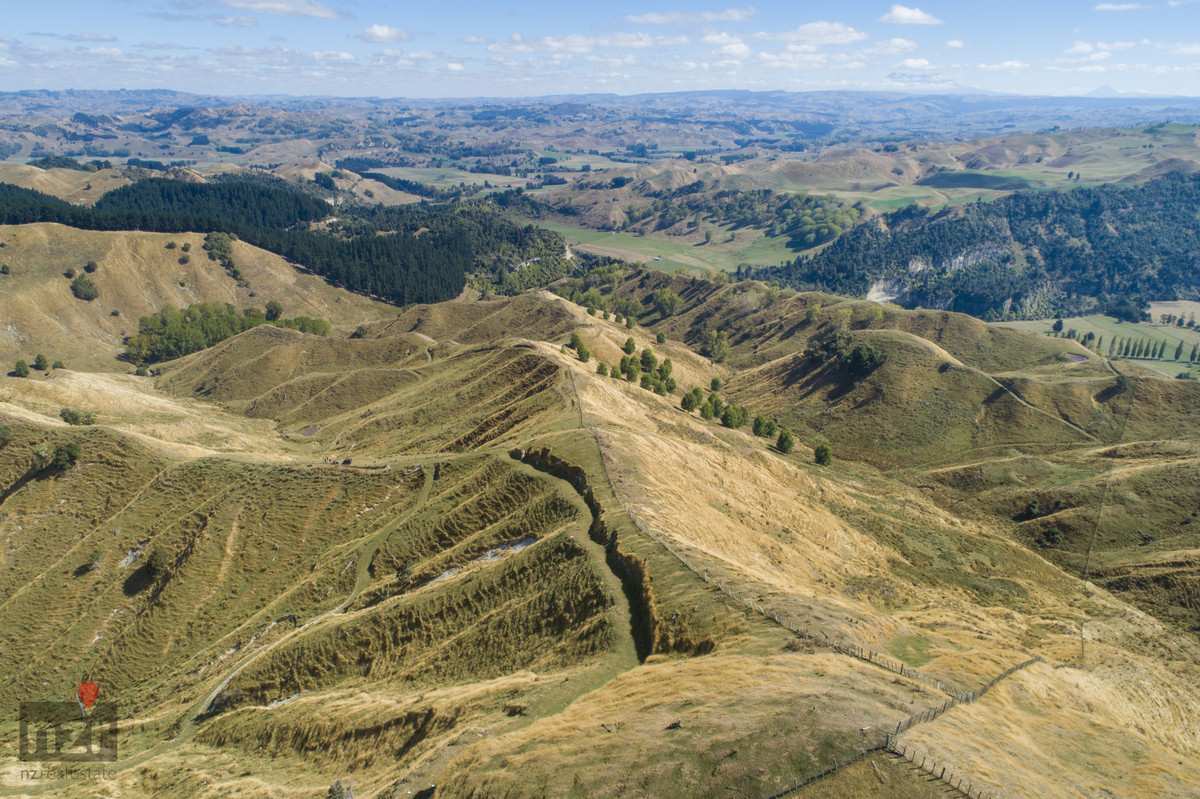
19, 682, 118, 762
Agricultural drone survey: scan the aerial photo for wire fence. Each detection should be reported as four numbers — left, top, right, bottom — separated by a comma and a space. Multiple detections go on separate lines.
559, 367, 1046, 799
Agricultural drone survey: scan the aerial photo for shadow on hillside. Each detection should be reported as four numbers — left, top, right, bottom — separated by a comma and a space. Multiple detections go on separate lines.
122, 561, 156, 596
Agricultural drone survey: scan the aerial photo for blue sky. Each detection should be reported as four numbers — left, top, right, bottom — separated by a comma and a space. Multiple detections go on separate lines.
3, 1, 1200, 98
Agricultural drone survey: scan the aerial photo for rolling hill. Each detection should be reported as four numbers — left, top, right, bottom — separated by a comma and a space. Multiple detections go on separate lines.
0, 273, 1198, 798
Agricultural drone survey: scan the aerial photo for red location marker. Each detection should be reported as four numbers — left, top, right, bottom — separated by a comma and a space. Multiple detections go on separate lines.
78, 681, 100, 710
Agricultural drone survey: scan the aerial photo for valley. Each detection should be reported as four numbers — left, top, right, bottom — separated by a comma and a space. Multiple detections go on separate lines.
1, 88, 1199, 799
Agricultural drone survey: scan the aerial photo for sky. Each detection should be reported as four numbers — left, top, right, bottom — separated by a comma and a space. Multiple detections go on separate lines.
3, 1, 1200, 98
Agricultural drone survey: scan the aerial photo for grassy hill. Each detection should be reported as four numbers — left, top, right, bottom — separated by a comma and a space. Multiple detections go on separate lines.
0, 223, 399, 372
0, 282, 1198, 798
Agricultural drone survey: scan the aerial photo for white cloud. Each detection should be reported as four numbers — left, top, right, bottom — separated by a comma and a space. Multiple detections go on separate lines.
380, 49, 439, 61
758, 22, 868, 45
588, 53, 639, 67
153, 11, 258, 26
701, 31, 744, 45
897, 57, 934, 69
946, 39, 964, 48
446, 62, 465, 71
459, 35, 489, 44
721, 42, 753, 57
1094, 2, 1149, 8
627, 8, 756, 25
862, 37, 919, 55
1160, 41, 1200, 55
221, 0, 347, 20
313, 50, 353, 61
879, 5, 944, 24
359, 24, 409, 43
979, 60, 1030, 71
66, 33, 119, 42
486, 32, 688, 54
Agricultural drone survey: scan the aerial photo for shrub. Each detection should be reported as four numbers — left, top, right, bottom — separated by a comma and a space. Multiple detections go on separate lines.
265, 300, 283, 321
623, 337, 636, 354
13, 360, 29, 378
70, 275, 98, 301
597, 362, 608, 376
52, 360, 65, 369
753, 416, 778, 438
0, 425, 12, 447
711, 377, 721, 392
34, 354, 48, 371
50, 442, 81, 470
720, 404, 748, 428
814, 444, 832, 466
84, 260, 98, 273
64, 268, 76, 278
656, 332, 666, 344
60, 408, 96, 426
703, 329, 730, 362
1039, 528, 1063, 548
776, 428, 795, 454
577, 343, 591, 363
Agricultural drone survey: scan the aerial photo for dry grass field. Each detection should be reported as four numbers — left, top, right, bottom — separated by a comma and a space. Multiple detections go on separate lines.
0, 271, 1197, 798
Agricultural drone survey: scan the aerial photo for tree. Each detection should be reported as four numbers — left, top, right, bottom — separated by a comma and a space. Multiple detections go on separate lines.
703, 329, 729, 362
52, 360, 65, 369
577, 343, 591, 363
60, 408, 96, 426
711, 377, 721, 392
640, 348, 657, 373
623, 337, 637, 354
33, 354, 48, 371
753, 416, 777, 437
1052, 319, 1064, 334
805, 303, 822, 324
1176, 341, 1185, 361
597, 362, 608, 376
70, 275, 98, 301
13, 359, 29, 378
681, 387, 703, 412
865, 305, 884, 328
50, 442, 81, 470
656, 332, 666, 344
814, 444, 832, 466
721, 405, 748, 428
653, 289, 682, 317
776, 428, 795, 454
265, 300, 283, 321
84, 260, 98, 273
845, 344, 883, 375
625, 316, 635, 329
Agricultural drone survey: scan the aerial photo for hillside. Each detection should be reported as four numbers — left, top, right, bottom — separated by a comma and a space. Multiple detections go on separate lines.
0, 278, 1198, 799
0, 223, 398, 371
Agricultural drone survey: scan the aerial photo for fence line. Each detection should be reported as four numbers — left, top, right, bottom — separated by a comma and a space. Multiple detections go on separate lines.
576, 419, 960, 696
560, 371, 1038, 799
758, 654, 1044, 799
889, 656, 1044, 737
886, 739, 988, 799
